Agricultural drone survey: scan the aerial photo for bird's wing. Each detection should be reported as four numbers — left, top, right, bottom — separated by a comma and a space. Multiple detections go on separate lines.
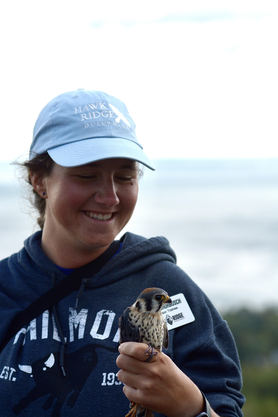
119, 307, 141, 344
163, 321, 169, 349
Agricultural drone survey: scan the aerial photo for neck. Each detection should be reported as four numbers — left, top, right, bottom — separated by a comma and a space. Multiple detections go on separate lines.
41, 229, 112, 269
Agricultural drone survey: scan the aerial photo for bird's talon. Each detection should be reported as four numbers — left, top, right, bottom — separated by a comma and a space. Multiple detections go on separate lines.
144, 345, 157, 362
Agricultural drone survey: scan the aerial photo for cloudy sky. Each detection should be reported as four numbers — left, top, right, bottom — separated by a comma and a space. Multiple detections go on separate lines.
1, 0, 277, 162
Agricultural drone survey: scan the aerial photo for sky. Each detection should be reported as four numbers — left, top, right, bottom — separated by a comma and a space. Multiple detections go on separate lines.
1, 0, 278, 163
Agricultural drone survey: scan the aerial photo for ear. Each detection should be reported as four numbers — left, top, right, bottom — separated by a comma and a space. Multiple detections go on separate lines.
30, 172, 47, 198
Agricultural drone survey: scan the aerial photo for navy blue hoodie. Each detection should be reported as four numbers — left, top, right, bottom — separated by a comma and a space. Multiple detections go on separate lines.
0, 231, 244, 417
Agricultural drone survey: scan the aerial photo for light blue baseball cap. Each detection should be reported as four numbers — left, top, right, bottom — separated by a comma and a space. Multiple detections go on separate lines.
30, 89, 155, 170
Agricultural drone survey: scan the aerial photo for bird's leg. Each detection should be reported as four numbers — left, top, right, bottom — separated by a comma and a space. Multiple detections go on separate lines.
125, 402, 137, 417
136, 405, 154, 417
125, 403, 154, 417
144, 344, 158, 362
143, 410, 154, 417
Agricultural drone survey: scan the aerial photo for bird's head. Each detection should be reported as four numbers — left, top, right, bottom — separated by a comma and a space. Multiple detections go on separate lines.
133, 287, 172, 313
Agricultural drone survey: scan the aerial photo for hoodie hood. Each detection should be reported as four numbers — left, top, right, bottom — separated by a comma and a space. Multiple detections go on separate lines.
18, 231, 177, 288
89, 232, 177, 288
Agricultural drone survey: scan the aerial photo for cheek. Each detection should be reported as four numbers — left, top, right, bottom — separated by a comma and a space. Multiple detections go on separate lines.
125, 184, 139, 211
47, 182, 86, 214
118, 184, 138, 220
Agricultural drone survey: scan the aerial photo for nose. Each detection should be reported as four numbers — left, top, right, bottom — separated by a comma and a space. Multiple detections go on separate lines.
94, 178, 120, 207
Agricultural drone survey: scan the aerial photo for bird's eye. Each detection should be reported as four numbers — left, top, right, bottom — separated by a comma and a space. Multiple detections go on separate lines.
155, 295, 163, 301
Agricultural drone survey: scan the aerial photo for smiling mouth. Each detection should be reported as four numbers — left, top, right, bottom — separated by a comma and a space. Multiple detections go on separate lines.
84, 211, 113, 221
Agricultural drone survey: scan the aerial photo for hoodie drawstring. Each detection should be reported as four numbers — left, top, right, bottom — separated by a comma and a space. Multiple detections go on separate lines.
51, 273, 68, 377
75, 279, 87, 310
51, 303, 67, 377
51, 275, 89, 377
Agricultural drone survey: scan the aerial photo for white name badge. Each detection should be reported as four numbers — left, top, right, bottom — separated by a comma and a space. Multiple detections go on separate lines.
162, 293, 195, 330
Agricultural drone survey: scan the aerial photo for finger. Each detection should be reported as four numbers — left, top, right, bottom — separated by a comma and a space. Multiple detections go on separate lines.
122, 382, 154, 410
119, 342, 159, 362
118, 341, 148, 357
117, 369, 141, 388
116, 352, 147, 373
122, 384, 140, 403
116, 352, 160, 374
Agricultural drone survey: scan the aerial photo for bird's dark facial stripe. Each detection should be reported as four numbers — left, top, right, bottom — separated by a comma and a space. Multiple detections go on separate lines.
146, 297, 153, 311
135, 301, 142, 311
156, 302, 162, 312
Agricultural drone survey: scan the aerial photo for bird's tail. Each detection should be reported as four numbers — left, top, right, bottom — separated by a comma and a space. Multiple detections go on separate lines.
125, 402, 154, 417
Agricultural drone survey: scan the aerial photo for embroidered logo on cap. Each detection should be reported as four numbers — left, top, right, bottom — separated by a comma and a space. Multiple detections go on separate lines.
73, 101, 131, 131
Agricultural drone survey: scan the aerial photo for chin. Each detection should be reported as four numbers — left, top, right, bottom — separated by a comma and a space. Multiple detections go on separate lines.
84, 237, 115, 251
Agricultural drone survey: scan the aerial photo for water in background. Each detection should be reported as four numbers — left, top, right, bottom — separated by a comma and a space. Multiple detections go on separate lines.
1, 158, 277, 311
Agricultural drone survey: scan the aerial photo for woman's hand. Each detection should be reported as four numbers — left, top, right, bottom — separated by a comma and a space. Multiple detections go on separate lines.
116, 342, 205, 417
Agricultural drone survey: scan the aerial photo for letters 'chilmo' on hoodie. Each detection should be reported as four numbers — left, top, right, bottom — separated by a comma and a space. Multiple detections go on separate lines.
0, 231, 244, 417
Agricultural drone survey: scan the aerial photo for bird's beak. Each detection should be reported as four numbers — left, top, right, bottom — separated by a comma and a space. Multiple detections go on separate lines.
164, 295, 172, 304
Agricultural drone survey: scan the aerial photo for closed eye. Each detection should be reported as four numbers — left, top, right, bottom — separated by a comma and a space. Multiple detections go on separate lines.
76, 175, 97, 179
116, 176, 134, 182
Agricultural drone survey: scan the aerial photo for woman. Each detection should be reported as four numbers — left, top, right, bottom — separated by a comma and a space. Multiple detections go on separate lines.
0, 89, 244, 417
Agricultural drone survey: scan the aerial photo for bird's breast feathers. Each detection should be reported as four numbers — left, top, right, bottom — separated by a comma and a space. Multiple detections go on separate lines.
129, 311, 166, 350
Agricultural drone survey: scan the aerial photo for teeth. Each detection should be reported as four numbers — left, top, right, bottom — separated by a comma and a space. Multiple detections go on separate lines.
85, 212, 112, 221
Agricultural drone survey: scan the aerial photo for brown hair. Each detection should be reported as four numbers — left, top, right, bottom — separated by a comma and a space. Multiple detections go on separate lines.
23, 153, 54, 229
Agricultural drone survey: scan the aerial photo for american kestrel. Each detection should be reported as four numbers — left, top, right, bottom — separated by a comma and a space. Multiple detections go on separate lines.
119, 287, 172, 417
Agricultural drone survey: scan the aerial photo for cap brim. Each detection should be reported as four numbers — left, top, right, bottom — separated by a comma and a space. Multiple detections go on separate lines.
47, 137, 155, 170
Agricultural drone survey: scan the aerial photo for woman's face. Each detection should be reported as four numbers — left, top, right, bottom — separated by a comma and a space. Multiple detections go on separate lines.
37, 158, 139, 267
